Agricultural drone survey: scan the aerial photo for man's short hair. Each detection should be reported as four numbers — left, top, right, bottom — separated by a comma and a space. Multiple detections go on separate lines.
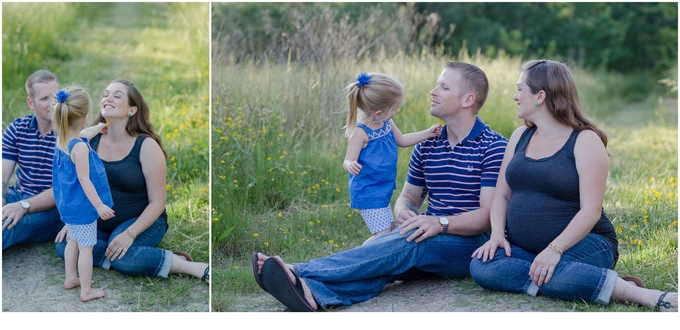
25, 70, 58, 99
445, 62, 489, 113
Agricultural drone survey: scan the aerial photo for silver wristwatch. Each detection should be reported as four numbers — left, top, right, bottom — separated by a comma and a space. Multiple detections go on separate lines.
20, 200, 30, 213
438, 216, 449, 234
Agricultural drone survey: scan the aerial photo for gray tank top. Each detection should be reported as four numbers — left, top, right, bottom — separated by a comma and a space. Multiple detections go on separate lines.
90, 134, 168, 232
505, 127, 618, 259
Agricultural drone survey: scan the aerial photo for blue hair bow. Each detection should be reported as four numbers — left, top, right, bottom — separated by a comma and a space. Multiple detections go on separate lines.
356, 72, 371, 87
55, 89, 69, 103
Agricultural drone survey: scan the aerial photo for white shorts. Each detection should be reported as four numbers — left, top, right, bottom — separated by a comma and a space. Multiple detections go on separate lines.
66, 221, 97, 247
358, 206, 394, 234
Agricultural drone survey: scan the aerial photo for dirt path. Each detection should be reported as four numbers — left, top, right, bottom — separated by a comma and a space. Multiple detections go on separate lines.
226, 275, 576, 312
2, 242, 208, 312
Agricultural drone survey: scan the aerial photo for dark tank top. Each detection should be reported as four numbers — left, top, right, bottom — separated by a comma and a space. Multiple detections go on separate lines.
90, 134, 168, 232
505, 127, 618, 259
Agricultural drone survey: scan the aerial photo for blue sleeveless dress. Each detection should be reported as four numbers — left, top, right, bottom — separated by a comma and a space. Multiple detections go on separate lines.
52, 137, 113, 225
348, 121, 398, 209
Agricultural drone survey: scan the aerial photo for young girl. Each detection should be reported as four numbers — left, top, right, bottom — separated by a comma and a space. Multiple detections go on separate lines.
52, 86, 114, 302
343, 72, 441, 244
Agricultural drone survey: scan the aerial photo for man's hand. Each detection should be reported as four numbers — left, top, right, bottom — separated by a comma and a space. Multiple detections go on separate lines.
55, 225, 68, 243
1, 201, 28, 230
395, 209, 418, 226
398, 214, 441, 243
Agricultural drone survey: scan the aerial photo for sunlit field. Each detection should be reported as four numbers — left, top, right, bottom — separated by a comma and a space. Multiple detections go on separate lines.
211, 47, 677, 311
2, 2, 209, 311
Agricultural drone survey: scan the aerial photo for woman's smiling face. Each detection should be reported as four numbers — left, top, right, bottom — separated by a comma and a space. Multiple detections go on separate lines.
100, 82, 134, 119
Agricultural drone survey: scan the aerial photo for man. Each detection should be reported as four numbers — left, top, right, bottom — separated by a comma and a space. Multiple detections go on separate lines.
2, 70, 62, 250
253, 62, 508, 311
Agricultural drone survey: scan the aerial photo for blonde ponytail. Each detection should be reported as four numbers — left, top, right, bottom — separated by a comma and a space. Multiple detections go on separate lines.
51, 86, 92, 153
343, 72, 405, 138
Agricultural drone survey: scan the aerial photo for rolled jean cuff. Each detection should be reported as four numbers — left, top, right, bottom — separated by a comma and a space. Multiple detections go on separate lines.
157, 250, 173, 278
594, 268, 618, 305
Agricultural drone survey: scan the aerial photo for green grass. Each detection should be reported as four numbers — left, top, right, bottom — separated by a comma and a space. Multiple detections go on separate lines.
2, 3, 209, 311
211, 49, 678, 311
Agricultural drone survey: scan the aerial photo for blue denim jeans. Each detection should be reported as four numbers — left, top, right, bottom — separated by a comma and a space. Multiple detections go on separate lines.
55, 217, 174, 277
294, 228, 490, 308
2, 187, 63, 250
469, 233, 618, 305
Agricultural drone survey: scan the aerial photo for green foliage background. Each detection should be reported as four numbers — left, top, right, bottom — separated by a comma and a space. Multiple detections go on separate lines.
211, 2, 677, 312
213, 2, 677, 102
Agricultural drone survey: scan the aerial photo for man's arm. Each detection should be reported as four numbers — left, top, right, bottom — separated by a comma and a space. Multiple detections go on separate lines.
445, 186, 494, 236
2, 187, 56, 230
394, 181, 427, 225
3, 157, 56, 212
2, 158, 17, 206
2, 157, 55, 229
397, 186, 494, 243
20, 188, 56, 213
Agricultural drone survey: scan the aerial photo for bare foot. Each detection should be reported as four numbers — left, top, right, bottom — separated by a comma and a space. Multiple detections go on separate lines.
80, 287, 106, 302
256, 252, 268, 274
65, 278, 95, 290
64, 277, 80, 290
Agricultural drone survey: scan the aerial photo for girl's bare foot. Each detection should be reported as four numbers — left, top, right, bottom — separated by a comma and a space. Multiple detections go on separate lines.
80, 287, 106, 302
65, 278, 95, 290
64, 276, 81, 290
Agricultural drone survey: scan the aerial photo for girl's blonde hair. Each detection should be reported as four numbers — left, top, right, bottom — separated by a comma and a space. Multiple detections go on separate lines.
52, 85, 92, 153
344, 73, 405, 138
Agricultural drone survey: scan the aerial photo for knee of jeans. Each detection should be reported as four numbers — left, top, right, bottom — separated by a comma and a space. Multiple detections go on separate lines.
55, 242, 66, 260
469, 257, 493, 284
108, 257, 156, 277
107, 258, 135, 275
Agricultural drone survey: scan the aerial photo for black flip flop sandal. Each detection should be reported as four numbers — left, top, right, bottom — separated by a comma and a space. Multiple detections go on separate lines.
260, 257, 317, 312
202, 266, 210, 284
656, 291, 677, 312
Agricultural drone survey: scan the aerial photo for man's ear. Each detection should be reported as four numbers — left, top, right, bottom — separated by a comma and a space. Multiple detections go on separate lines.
462, 93, 476, 108
26, 97, 35, 111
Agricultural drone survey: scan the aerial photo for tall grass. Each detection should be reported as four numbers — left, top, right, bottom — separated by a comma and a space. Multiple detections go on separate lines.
1, 3, 75, 93
2, 2, 76, 116
212, 46, 677, 311
211, 49, 527, 250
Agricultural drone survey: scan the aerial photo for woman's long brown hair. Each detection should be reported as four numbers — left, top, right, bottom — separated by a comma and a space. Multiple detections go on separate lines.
95, 79, 168, 159
522, 60, 607, 147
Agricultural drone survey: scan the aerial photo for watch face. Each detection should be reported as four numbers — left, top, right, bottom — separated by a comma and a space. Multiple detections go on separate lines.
21, 201, 29, 208
439, 217, 449, 225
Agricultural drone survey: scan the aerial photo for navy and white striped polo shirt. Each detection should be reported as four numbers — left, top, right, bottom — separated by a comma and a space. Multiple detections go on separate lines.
2, 114, 56, 195
407, 117, 507, 216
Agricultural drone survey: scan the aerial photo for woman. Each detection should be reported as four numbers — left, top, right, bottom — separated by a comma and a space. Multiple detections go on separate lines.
56, 79, 209, 283
470, 60, 677, 311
